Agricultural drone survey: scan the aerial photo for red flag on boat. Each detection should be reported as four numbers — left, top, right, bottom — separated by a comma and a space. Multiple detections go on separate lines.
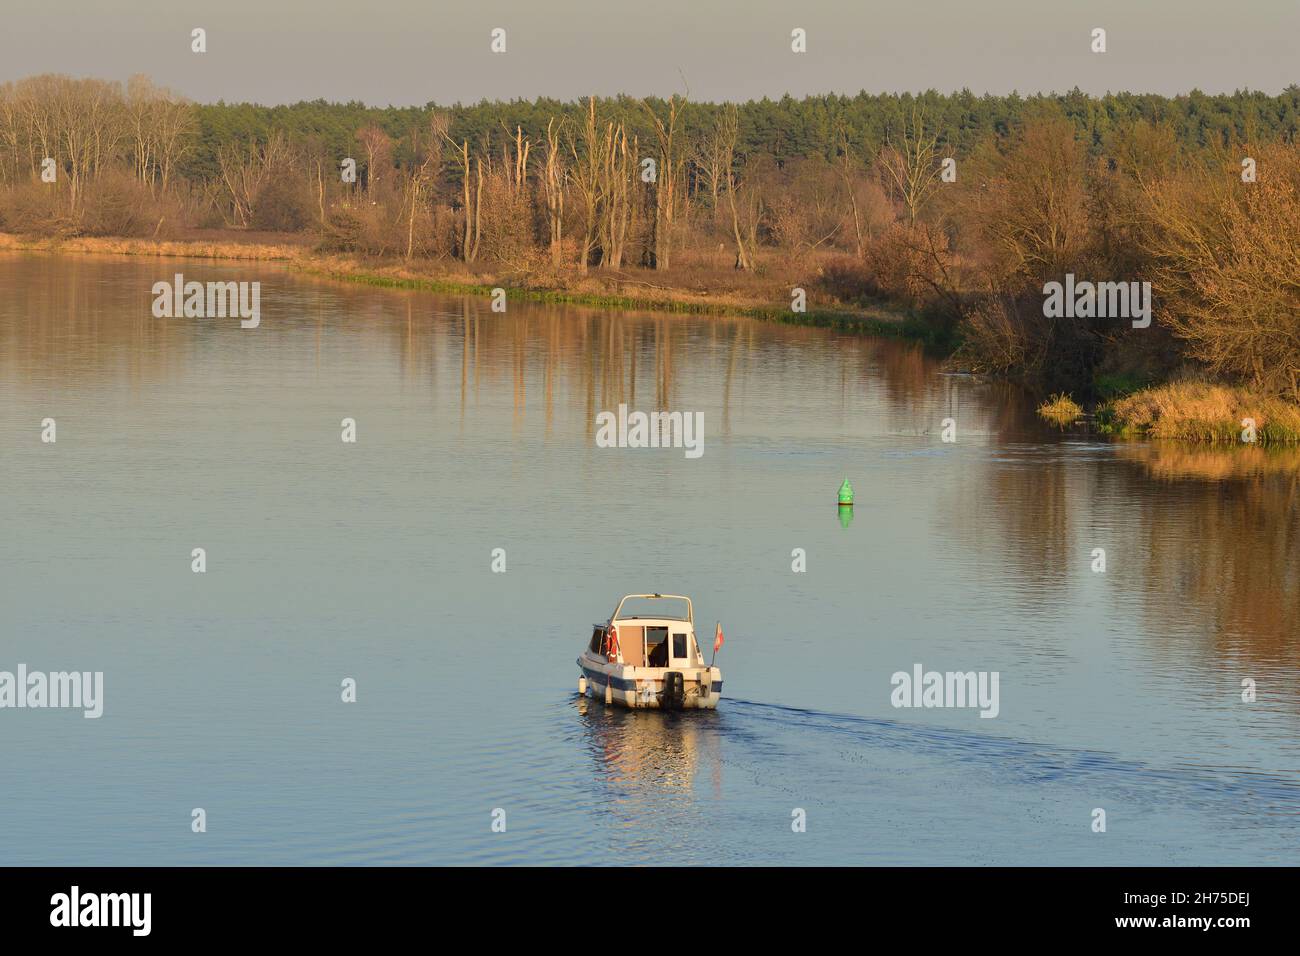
714, 622, 725, 654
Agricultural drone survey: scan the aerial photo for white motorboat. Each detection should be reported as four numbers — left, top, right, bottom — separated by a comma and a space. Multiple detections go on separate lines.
576, 594, 722, 710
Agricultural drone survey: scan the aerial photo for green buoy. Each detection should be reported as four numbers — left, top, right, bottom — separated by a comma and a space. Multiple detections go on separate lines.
837, 478, 854, 506
838, 503, 854, 529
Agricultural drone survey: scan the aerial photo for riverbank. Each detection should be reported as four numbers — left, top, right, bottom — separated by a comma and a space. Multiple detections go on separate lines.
1102, 383, 1300, 444
0, 232, 939, 345
1036, 381, 1300, 444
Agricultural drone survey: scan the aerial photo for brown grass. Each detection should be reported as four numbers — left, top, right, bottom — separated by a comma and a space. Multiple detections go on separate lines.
0, 232, 302, 261
1036, 393, 1084, 427
1107, 381, 1300, 443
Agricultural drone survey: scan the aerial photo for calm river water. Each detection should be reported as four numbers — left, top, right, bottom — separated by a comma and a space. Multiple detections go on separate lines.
1, 252, 1297, 865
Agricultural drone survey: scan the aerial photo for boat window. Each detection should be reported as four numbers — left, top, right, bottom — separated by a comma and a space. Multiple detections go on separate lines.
645, 626, 669, 667
672, 633, 688, 659
589, 627, 604, 653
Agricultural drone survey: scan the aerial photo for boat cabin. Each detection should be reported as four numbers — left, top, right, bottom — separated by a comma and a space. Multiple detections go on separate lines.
587, 594, 706, 668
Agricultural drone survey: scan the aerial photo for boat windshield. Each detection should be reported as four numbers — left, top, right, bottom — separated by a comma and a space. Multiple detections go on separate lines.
614, 595, 691, 622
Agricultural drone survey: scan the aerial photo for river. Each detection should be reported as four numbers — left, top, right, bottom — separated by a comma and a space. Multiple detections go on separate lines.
1, 252, 1297, 864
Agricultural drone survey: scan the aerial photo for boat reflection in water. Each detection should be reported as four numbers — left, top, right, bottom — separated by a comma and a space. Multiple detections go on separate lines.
573, 693, 723, 845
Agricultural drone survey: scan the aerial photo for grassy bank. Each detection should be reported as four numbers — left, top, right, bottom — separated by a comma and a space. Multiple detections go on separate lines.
0, 232, 304, 261
0, 231, 941, 345
300, 259, 941, 343
1101, 382, 1300, 444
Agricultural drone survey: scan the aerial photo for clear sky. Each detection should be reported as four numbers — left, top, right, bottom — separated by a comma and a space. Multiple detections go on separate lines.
2, 0, 1295, 105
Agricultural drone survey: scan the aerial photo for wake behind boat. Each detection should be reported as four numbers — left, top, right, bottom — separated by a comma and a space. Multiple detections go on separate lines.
577, 594, 723, 710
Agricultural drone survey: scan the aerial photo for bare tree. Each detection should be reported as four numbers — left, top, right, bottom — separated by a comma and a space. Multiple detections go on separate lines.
598, 121, 633, 268
442, 130, 483, 263
1143, 143, 1300, 400
154, 94, 195, 193
693, 113, 727, 212
541, 118, 566, 267
356, 123, 393, 197
836, 124, 866, 255
567, 98, 602, 275
404, 112, 448, 259
878, 107, 943, 227
640, 94, 685, 269
499, 123, 532, 197
0, 81, 27, 184
708, 106, 753, 270
31, 76, 128, 211
217, 132, 292, 226
124, 75, 194, 196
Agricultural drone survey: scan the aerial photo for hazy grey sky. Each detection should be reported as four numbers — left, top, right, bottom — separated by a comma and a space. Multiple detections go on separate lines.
2, 0, 1296, 105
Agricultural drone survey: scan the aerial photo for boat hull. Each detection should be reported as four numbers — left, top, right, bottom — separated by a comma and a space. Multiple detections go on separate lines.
577, 654, 721, 710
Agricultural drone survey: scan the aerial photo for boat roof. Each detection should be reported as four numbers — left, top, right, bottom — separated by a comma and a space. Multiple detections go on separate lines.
610, 594, 693, 624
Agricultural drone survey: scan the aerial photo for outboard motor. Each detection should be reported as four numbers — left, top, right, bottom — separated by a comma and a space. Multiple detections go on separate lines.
662, 671, 685, 710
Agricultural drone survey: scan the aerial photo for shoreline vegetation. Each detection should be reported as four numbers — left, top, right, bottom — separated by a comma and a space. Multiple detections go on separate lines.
3, 76, 1299, 444
1104, 383, 1300, 444
0, 232, 937, 342
1038, 383, 1300, 443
